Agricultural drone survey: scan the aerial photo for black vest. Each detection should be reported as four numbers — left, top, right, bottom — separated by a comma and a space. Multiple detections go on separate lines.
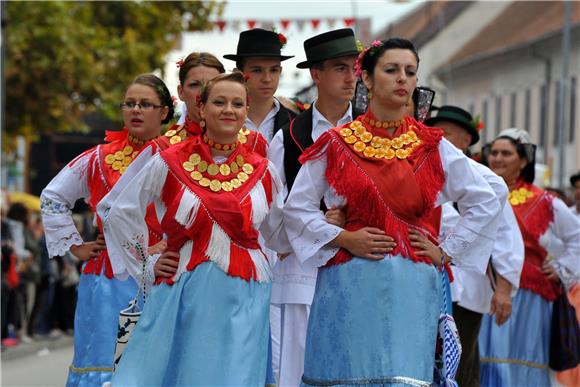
281, 107, 314, 192
273, 105, 297, 137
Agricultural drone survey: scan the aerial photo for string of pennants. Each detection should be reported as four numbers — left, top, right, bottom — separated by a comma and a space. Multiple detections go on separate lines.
209, 18, 363, 33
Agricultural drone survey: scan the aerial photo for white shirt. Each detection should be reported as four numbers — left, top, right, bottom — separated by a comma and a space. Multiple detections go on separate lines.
245, 99, 281, 143
41, 150, 93, 259
269, 102, 352, 305
284, 137, 501, 274
570, 205, 580, 222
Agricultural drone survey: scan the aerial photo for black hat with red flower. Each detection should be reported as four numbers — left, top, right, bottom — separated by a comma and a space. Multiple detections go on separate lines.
224, 28, 293, 61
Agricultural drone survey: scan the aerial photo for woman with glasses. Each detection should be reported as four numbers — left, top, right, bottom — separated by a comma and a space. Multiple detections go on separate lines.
478, 128, 580, 387
104, 71, 287, 386
40, 74, 174, 387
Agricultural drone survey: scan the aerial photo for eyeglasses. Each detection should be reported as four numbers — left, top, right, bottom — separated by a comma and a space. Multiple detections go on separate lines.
119, 101, 164, 111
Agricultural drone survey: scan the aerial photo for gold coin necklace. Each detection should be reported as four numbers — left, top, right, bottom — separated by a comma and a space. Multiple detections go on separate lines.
339, 120, 422, 160
182, 152, 255, 192
104, 145, 139, 175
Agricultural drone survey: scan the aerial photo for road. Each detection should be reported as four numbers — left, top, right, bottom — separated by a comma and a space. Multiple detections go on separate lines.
2, 345, 72, 387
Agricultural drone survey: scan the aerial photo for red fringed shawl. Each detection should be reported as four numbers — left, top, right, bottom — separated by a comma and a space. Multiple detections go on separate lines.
78, 129, 163, 278
300, 114, 446, 270
155, 138, 275, 285
511, 181, 560, 301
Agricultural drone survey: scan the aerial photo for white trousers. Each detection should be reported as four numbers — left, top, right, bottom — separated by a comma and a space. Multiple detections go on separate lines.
275, 303, 310, 387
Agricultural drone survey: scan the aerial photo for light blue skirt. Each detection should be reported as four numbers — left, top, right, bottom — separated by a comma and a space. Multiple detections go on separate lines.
67, 272, 138, 387
301, 255, 441, 387
479, 289, 552, 387
112, 261, 272, 386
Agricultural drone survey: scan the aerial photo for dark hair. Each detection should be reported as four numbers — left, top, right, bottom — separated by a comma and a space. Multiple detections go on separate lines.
179, 52, 225, 85
7, 202, 29, 224
492, 136, 536, 183
361, 38, 420, 76
199, 71, 248, 105
129, 74, 174, 124
235, 58, 246, 72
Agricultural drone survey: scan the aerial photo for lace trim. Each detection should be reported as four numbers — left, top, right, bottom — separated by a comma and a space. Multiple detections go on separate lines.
40, 197, 71, 215
47, 233, 83, 257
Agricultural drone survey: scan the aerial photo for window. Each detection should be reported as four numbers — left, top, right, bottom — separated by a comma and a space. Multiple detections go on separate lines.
495, 96, 502, 136
510, 92, 517, 127
570, 77, 577, 143
524, 89, 531, 131
539, 84, 547, 147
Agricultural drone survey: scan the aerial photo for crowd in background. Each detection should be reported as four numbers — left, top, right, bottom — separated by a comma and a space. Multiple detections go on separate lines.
1, 196, 96, 349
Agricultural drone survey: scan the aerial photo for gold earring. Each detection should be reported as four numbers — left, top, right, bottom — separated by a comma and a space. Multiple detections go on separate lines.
367, 90, 373, 100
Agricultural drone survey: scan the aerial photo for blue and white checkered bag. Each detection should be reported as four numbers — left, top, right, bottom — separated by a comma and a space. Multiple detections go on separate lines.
434, 267, 462, 387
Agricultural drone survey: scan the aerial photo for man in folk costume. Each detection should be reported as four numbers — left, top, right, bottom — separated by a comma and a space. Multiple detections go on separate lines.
425, 106, 524, 387
268, 28, 359, 386
224, 28, 297, 144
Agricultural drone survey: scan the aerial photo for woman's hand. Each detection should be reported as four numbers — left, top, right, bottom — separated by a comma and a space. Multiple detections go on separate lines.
325, 207, 346, 228
148, 240, 167, 256
409, 229, 447, 267
69, 234, 106, 262
490, 275, 513, 326
333, 227, 396, 260
541, 260, 559, 280
153, 252, 180, 278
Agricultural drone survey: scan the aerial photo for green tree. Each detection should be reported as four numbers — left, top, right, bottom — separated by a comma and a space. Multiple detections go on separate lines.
4, 1, 223, 146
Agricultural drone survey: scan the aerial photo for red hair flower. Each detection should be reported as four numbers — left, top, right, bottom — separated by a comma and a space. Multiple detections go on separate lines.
176, 57, 184, 68
278, 33, 287, 48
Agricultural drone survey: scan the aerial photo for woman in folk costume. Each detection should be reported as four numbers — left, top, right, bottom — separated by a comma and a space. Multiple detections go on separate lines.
478, 128, 580, 387
159, 51, 268, 156
40, 74, 174, 387
284, 38, 502, 386
105, 71, 288, 386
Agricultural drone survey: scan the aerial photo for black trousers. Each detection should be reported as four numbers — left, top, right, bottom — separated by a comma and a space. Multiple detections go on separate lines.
453, 303, 483, 387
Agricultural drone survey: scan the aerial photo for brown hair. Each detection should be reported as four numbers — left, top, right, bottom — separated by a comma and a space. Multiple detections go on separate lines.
199, 71, 248, 105
179, 52, 225, 85
129, 74, 174, 124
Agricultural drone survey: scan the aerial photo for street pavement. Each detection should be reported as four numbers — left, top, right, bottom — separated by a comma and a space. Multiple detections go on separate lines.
2, 335, 72, 387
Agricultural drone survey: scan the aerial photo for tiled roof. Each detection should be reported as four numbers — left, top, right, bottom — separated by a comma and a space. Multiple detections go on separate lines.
440, 1, 580, 71
375, 1, 472, 48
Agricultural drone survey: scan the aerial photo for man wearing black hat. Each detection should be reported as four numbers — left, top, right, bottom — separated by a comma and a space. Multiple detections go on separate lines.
427, 106, 524, 387
224, 28, 296, 143
268, 28, 359, 386
570, 171, 580, 220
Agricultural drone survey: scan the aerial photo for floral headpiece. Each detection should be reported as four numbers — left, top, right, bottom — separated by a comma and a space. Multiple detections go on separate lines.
354, 40, 383, 78
472, 115, 484, 132
278, 33, 287, 48
176, 57, 184, 68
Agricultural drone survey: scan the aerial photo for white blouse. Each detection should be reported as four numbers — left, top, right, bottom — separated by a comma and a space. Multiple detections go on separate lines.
284, 137, 501, 273
99, 153, 289, 285
41, 150, 94, 258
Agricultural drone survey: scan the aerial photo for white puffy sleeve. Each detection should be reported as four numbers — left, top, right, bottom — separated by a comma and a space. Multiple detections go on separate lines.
437, 138, 501, 274
491, 203, 525, 292
40, 150, 94, 257
283, 151, 343, 268
543, 197, 580, 290
259, 160, 291, 254
99, 154, 168, 281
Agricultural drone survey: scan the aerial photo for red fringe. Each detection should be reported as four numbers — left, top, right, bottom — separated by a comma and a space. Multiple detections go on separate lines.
520, 261, 562, 301
104, 128, 129, 143
262, 169, 273, 207
227, 243, 257, 281
524, 192, 554, 241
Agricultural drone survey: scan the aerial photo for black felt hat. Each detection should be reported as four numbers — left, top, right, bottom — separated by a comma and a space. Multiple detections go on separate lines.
224, 28, 294, 61
425, 105, 480, 146
296, 28, 359, 69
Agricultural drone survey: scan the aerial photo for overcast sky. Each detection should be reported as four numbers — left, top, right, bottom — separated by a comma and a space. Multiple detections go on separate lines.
164, 0, 422, 102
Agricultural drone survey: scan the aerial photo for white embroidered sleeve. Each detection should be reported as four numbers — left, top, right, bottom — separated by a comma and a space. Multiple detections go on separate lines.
100, 155, 168, 281
544, 198, 580, 290
259, 161, 291, 255
41, 150, 93, 257
284, 152, 343, 268
437, 138, 501, 274
491, 203, 525, 294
